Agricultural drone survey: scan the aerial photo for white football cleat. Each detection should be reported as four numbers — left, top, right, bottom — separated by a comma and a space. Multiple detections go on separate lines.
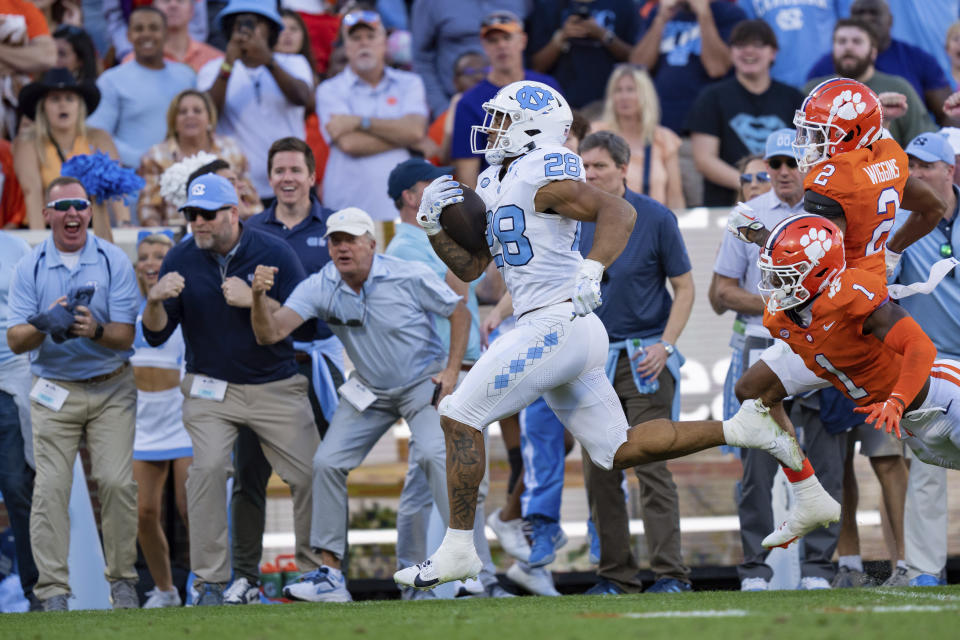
762, 477, 841, 549
723, 399, 804, 471
394, 546, 483, 590
487, 508, 531, 562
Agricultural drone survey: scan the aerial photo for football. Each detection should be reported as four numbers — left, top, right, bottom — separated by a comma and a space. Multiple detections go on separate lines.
440, 184, 488, 253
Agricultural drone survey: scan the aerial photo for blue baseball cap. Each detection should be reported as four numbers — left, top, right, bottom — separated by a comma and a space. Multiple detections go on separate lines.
764, 128, 796, 160
216, 0, 284, 33
387, 158, 452, 200
906, 132, 956, 166
180, 174, 239, 212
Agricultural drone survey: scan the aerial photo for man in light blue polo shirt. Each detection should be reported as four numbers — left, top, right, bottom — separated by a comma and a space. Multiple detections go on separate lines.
6, 176, 140, 611
384, 158, 507, 598
0, 230, 39, 611
316, 9, 429, 221
250, 206, 470, 603
892, 131, 960, 587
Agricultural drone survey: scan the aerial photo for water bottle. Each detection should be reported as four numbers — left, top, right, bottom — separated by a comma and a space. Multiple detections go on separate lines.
632, 339, 659, 394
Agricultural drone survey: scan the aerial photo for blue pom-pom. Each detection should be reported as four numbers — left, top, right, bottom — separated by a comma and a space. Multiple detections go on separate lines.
61, 152, 145, 201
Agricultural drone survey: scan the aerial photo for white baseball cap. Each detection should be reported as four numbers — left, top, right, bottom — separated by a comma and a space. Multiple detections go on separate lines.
938, 127, 960, 156
324, 207, 375, 238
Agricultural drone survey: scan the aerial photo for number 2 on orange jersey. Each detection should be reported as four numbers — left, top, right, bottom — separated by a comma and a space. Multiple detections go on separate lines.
865, 187, 899, 256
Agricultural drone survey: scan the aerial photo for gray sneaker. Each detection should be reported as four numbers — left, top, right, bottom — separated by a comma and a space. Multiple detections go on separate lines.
42, 594, 69, 612
882, 566, 911, 587
110, 579, 139, 609
196, 583, 225, 606
832, 566, 877, 588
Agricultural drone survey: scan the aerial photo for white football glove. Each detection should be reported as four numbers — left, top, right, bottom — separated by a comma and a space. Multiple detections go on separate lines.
417, 175, 464, 236
885, 245, 902, 278
571, 259, 604, 317
727, 202, 766, 243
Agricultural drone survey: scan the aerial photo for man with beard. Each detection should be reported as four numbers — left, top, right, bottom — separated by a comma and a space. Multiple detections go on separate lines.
316, 8, 429, 221
805, 18, 934, 147
142, 173, 323, 606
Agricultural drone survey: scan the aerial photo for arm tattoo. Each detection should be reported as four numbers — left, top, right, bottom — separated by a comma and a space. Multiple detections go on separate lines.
429, 233, 486, 282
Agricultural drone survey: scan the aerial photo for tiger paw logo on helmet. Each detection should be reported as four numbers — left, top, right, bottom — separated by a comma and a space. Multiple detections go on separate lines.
799, 227, 833, 262
831, 90, 867, 121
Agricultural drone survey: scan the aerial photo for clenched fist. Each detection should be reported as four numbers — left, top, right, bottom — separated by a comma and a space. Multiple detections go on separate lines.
252, 265, 279, 295
148, 272, 185, 303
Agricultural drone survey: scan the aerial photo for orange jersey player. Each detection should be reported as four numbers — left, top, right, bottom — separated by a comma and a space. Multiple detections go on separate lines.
759, 215, 960, 473
722, 79, 948, 551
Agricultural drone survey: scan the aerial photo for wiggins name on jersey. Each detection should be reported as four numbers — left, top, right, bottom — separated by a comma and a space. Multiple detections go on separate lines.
475, 144, 586, 317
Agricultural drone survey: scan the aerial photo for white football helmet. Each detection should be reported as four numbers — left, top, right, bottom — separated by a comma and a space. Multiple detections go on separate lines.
470, 81, 572, 165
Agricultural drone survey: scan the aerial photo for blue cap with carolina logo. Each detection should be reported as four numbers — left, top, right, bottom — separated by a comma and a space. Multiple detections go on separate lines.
180, 174, 239, 211
765, 128, 797, 159
906, 132, 956, 167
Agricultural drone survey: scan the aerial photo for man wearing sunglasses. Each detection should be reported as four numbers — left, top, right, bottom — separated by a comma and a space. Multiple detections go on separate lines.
711, 129, 844, 591
889, 131, 960, 588
6, 177, 141, 611
249, 207, 471, 604
142, 173, 323, 606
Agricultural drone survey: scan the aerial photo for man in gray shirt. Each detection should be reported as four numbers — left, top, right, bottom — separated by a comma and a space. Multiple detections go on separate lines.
250, 207, 470, 602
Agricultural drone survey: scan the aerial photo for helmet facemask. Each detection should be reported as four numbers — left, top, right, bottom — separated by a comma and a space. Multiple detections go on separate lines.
757, 254, 816, 312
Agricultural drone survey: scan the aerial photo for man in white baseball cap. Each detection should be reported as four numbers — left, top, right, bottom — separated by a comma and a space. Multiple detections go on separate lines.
248, 206, 472, 603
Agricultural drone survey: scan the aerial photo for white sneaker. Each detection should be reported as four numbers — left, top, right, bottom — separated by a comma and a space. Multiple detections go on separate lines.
223, 577, 261, 605
283, 566, 352, 603
740, 577, 769, 591
487, 508, 531, 562
394, 545, 483, 590
800, 576, 831, 590
506, 562, 560, 596
453, 577, 486, 597
143, 587, 181, 608
723, 399, 804, 471
762, 477, 841, 549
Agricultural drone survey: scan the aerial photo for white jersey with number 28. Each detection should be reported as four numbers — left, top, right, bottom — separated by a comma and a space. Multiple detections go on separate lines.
475, 144, 585, 317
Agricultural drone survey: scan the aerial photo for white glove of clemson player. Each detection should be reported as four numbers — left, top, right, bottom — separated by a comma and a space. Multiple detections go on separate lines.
727, 202, 765, 242
884, 245, 902, 278
571, 259, 604, 317
417, 175, 464, 236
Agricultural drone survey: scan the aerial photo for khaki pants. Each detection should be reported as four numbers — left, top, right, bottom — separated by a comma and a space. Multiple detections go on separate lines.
181, 373, 321, 586
582, 353, 689, 592
30, 367, 138, 600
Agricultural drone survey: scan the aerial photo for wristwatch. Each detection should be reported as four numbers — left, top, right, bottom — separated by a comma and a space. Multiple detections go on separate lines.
360, 116, 371, 131
660, 340, 675, 356
92, 323, 104, 341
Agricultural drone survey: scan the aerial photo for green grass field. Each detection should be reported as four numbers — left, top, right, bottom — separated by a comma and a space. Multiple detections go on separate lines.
3, 586, 959, 640
0, 586, 960, 640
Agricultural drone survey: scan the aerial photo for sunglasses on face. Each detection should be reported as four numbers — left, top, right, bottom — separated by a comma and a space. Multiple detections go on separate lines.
46, 198, 91, 211
739, 172, 771, 185
183, 206, 228, 222
481, 13, 518, 28
767, 157, 798, 170
343, 10, 381, 29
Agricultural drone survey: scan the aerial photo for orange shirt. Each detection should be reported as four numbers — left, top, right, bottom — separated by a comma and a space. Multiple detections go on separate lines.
763, 269, 900, 405
804, 138, 908, 277
0, 139, 25, 227
0, 0, 50, 40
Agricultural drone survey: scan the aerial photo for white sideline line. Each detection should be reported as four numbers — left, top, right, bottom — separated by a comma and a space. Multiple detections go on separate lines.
622, 610, 748, 618
880, 590, 960, 602
262, 510, 881, 549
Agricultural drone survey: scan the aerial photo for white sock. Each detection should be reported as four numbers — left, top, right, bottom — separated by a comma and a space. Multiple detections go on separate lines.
440, 527, 475, 550
839, 555, 863, 572
897, 560, 907, 571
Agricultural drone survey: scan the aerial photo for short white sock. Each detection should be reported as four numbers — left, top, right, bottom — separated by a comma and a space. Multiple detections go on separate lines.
441, 527, 474, 549
897, 560, 907, 570
839, 555, 863, 572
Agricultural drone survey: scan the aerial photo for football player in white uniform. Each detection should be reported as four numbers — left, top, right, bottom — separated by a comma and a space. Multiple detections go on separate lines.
394, 81, 804, 590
